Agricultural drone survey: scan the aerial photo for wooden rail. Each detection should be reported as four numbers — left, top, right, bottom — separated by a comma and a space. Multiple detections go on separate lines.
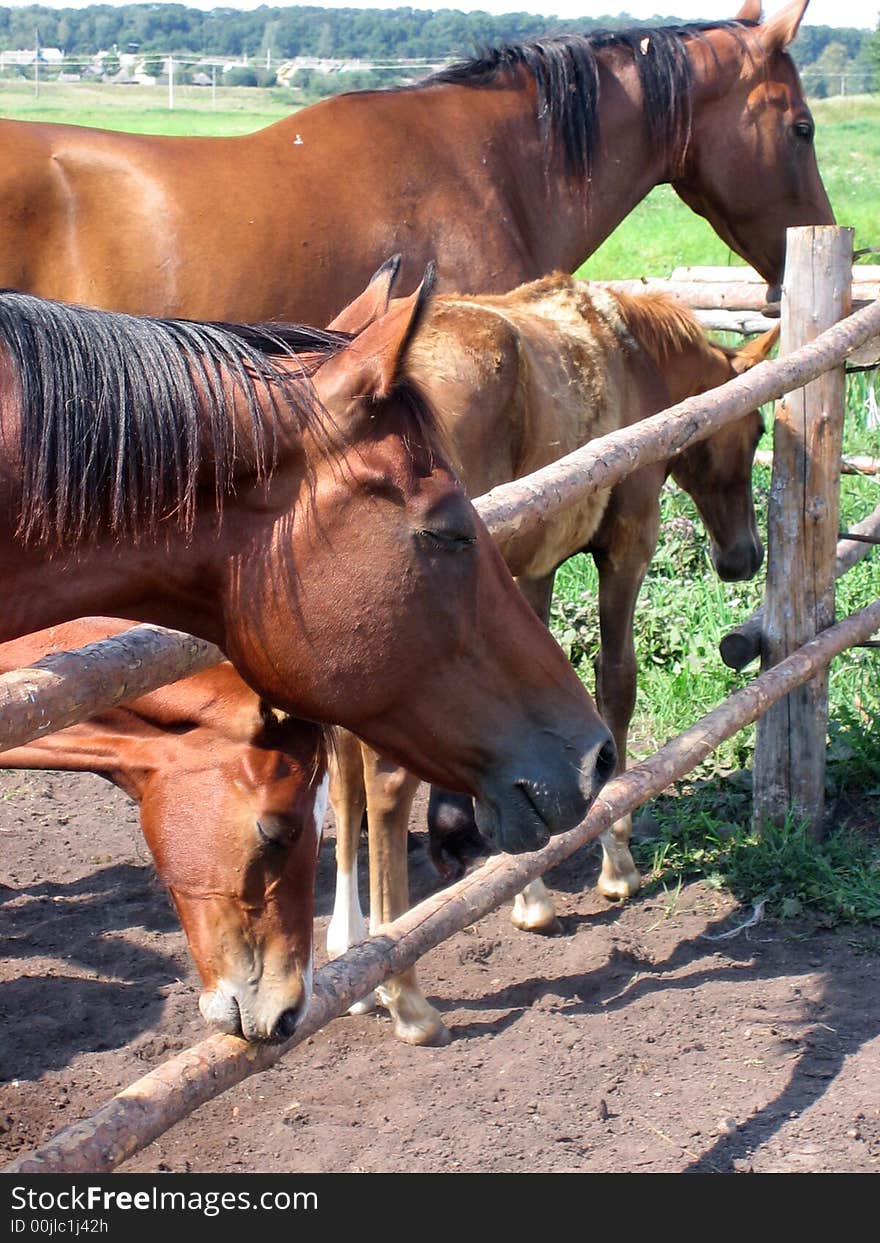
597, 264, 880, 363
0, 626, 223, 754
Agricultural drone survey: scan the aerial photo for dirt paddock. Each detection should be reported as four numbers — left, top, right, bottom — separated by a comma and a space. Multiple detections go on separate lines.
1, 765, 878, 1174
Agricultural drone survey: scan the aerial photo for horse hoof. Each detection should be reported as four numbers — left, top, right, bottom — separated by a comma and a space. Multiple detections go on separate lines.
377, 985, 451, 1046
393, 1012, 452, 1047
597, 868, 642, 902
511, 887, 560, 934
510, 909, 562, 936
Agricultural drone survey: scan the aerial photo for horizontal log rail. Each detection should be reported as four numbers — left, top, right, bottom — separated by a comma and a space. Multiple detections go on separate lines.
669, 264, 880, 284
754, 450, 880, 477
595, 265, 880, 309
0, 626, 223, 755
7, 595, 879, 1176
597, 266, 879, 364
595, 277, 785, 312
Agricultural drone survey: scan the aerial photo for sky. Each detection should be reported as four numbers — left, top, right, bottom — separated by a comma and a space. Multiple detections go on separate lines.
0, 0, 876, 28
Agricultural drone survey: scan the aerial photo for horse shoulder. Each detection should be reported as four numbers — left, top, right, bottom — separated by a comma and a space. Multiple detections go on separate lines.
407, 299, 524, 492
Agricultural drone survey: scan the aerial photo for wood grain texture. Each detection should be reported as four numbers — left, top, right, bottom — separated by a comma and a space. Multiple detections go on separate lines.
753, 227, 853, 835
0, 626, 223, 754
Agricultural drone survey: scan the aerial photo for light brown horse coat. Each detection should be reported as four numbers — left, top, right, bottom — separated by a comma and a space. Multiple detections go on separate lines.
328, 275, 776, 1045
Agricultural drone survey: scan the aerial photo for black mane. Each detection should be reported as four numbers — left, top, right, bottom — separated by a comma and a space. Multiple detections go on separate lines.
420, 22, 755, 179
0, 290, 348, 548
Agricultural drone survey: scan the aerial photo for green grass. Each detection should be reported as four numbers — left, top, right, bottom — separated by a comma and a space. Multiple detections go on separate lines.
0, 79, 294, 135
0, 77, 878, 923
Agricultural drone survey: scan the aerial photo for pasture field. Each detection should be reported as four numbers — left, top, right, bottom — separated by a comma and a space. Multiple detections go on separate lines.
0, 78, 293, 134
0, 79, 878, 915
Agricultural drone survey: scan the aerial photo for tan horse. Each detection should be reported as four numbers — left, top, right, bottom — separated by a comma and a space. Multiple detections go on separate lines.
0, 3, 829, 322
328, 275, 777, 1045
0, 621, 327, 1043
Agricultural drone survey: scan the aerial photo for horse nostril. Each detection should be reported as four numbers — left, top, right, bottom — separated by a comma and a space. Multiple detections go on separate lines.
272, 1002, 304, 1043
595, 736, 617, 785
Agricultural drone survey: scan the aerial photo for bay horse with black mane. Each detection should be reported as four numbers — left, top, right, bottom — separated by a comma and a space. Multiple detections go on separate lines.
0, 1, 829, 321
326, 275, 777, 1045
0, 621, 328, 1043
0, 270, 616, 902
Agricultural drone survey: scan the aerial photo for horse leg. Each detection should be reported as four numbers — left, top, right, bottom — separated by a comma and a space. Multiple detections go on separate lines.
590, 480, 661, 901
326, 727, 376, 1014
364, 746, 451, 1046
508, 572, 563, 935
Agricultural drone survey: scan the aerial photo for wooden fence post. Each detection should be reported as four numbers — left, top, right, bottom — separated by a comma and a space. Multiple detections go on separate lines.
752, 225, 853, 837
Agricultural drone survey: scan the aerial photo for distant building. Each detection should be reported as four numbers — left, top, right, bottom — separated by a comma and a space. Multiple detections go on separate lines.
0, 47, 64, 68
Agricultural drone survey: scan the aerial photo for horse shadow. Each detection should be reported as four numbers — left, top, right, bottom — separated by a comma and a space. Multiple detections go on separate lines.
435, 893, 879, 1171
0, 861, 191, 1080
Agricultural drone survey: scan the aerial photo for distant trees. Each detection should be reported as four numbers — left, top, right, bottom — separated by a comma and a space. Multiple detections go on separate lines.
0, 6, 873, 97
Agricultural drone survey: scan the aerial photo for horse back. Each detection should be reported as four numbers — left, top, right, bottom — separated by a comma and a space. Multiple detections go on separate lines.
405, 276, 664, 577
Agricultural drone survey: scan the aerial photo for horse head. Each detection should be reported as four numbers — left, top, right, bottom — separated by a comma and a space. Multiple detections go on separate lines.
672, 0, 834, 297
225, 264, 616, 854
670, 325, 778, 581
138, 714, 328, 1043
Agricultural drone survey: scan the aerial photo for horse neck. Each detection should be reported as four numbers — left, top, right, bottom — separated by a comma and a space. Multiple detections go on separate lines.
609, 291, 717, 406
564, 53, 676, 266
660, 338, 729, 406
420, 68, 669, 280
0, 531, 227, 646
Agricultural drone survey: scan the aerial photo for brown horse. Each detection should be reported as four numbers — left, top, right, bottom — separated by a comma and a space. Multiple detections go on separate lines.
0, 2, 829, 322
327, 275, 777, 1045
0, 621, 327, 1043
0, 269, 615, 861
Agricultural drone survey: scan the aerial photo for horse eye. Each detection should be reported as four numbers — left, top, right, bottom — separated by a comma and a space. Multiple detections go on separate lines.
417, 528, 476, 551
793, 119, 814, 142
256, 814, 293, 851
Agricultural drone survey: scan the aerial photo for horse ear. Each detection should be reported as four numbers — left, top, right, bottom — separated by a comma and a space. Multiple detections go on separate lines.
757, 0, 809, 51
326, 255, 402, 333
731, 325, 780, 374
314, 263, 437, 406
734, 0, 762, 21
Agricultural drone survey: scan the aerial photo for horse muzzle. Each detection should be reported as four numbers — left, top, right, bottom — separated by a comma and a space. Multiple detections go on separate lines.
198, 968, 312, 1044
473, 727, 616, 854
711, 533, 764, 582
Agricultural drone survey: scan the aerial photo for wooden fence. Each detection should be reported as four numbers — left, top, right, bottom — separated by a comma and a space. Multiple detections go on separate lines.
3, 226, 879, 1173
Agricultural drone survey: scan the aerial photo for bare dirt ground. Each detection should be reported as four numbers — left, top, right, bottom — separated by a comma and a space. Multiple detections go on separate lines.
1, 765, 878, 1175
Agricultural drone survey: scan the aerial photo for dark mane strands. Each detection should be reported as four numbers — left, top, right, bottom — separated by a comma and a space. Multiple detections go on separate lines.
421, 21, 756, 180
0, 291, 346, 548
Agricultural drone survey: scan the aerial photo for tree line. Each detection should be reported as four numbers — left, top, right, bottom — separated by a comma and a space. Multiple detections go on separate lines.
0, 5, 876, 97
